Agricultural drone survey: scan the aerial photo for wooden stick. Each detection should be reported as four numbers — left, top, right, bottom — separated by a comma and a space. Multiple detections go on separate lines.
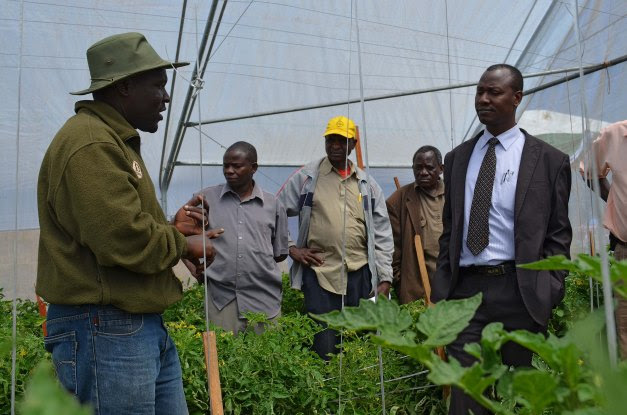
35, 294, 48, 336
414, 235, 450, 397
203, 331, 224, 415
588, 228, 596, 255
354, 126, 364, 169
414, 235, 432, 306
393, 176, 401, 190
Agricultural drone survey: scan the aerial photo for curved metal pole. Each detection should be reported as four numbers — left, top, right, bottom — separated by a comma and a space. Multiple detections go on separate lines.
184, 56, 626, 129
460, 0, 550, 143
160, 0, 221, 208
159, 0, 188, 210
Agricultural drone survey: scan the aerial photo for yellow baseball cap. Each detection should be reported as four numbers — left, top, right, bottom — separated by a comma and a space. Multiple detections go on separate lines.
324, 116, 356, 139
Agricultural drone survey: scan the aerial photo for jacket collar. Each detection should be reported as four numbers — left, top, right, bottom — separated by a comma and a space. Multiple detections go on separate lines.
75, 100, 139, 143
414, 179, 444, 198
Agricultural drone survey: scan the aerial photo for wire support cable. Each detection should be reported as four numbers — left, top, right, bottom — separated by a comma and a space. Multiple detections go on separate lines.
572, 0, 617, 367
340, 384, 439, 403
353, 0, 386, 413
10, 2, 25, 414
335, 0, 355, 408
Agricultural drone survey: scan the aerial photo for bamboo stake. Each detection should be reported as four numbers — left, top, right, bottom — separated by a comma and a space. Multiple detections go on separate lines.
354, 126, 364, 169
588, 228, 596, 255
414, 235, 432, 306
203, 331, 224, 415
414, 234, 450, 398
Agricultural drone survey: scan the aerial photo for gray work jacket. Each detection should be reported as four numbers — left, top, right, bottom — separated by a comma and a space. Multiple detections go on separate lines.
277, 157, 394, 293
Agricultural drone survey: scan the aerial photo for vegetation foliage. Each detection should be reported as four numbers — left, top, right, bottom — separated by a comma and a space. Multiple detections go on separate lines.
316, 255, 627, 415
1, 256, 624, 414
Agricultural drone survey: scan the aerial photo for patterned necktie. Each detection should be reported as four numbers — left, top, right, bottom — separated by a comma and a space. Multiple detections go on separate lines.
466, 137, 499, 256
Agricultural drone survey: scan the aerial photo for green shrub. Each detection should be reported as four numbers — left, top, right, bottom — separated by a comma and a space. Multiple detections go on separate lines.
164, 279, 444, 414
21, 266, 624, 413
0, 289, 49, 415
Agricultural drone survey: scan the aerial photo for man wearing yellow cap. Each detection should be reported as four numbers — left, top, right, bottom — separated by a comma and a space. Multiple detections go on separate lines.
278, 116, 394, 359
37, 33, 222, 413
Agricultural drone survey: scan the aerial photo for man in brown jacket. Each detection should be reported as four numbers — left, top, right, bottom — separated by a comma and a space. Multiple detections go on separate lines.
386, 146, 444, 304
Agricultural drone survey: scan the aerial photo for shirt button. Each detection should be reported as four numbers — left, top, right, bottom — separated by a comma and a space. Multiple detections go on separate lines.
239, 221, 243, 224
238, 236, 243, 240
238, 255, 242, 258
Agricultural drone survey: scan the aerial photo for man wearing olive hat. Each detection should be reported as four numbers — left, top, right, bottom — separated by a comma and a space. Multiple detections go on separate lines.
277, 116, 394, 359
36, 32, 221, 413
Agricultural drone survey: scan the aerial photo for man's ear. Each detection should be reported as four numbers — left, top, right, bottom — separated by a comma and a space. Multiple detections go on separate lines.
114, 78, 132, 97
513, 90, 523, 108
251, 162, 258, 174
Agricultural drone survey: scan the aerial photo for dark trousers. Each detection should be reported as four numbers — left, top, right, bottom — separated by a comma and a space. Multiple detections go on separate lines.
446, 269, 542, 415
302, 264, 372, 360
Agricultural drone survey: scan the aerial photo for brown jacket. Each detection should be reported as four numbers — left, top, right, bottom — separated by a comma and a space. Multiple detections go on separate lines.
386, 181, 444, 304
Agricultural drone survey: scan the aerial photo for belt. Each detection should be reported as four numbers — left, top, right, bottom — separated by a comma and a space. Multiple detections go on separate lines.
459, 261, 516, 276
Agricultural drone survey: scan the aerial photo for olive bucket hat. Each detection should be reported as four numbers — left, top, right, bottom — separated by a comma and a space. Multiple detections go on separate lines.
71, 32, 189, 95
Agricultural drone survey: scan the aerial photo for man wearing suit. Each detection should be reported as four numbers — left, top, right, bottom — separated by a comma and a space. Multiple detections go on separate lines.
432, 64, 572, 414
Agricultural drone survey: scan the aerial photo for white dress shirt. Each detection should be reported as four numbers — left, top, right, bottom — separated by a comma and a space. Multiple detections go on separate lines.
460, 125, 525, 266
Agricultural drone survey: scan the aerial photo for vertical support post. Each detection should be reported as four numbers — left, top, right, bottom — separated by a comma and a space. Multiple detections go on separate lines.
354, 126, 364, 169
203, 331, 224, 415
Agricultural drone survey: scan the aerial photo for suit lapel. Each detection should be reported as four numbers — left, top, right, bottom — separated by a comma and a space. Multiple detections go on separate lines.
515, 131, 541, 222
405, 188, 423, 236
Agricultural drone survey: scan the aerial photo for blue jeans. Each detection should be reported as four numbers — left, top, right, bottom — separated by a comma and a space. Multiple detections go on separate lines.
44, 304, 188, 415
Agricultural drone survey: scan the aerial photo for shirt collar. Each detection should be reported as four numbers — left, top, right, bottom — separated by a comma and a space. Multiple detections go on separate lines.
220, 181, 264, 204
320, 157, 355, 178
479, 125, 522, 151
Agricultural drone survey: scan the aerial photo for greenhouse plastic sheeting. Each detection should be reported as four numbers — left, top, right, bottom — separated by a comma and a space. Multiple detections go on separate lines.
1, 0, 625, 239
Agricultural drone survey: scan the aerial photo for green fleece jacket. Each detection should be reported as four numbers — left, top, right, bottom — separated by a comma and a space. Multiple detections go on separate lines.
36, 100, 187, 313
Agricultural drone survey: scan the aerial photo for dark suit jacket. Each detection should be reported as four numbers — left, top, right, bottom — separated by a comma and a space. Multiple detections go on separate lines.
432, 129, 572, 327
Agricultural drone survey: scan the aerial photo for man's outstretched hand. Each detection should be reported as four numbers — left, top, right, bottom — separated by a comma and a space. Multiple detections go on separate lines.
173, 195, 209, 236
184, 228, 224, 265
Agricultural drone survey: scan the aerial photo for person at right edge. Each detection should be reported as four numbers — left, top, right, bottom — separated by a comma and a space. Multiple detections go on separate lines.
582, 120, 627, 359
432, 64, 572, 414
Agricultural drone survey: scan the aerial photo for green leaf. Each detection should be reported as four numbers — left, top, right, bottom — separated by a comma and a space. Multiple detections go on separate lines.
18, 361, 93, 415
479, 323, 509, 372
511, 369, 558, 412
463, 342, 482, 359
312, 296, 414, 337
416, 293, 482, 347
426, 355, 467, 385
504, 330, 563, 367
518, 255, 577, 271
576, 383, 597, 403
